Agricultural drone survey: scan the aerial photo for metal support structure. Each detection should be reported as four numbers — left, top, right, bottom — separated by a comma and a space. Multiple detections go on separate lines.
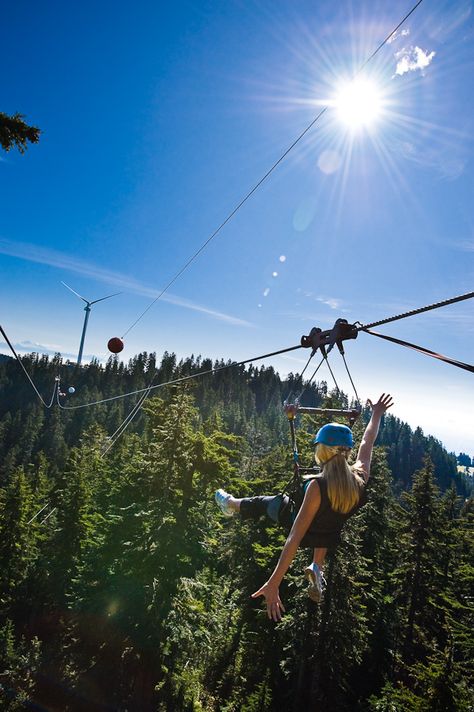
62, 282, 121, 365
77, 305, 91, 366
284, 403, 361, 425
291, 405, 361, 424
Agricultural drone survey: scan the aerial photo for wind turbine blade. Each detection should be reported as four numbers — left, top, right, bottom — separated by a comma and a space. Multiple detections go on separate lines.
61, 281, 89, 304
89, 292, 122, 305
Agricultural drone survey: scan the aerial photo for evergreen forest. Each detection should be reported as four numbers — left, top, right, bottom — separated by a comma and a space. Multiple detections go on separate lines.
0, 351, 472, 711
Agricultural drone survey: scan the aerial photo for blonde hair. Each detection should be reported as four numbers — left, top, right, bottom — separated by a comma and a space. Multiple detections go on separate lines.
315, 443, 364, 514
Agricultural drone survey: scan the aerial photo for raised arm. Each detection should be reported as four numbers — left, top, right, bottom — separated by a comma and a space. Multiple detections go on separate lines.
251, 480, 321, 621
354, 393, 394, 481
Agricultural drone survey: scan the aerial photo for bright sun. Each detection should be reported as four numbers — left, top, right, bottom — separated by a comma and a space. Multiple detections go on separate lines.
334, 78, 383, 129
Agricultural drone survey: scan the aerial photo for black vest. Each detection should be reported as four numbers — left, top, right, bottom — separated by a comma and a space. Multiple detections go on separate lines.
300, 474, 367, 549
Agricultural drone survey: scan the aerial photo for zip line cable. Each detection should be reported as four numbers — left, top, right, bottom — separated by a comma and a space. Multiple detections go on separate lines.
40, 507, 56, 525
106, 350, 322, 457
26, 502, 50, 526
356, 290, 474, 331
56, 343, 304, 411
106, 347, 322, 455
99, 345, 312, 454
100, 387, 152, 456
362, 328, 474, 373
121, 112, 328, 338
0, 325, 59, 409
121, 0, 426, 339
356, 0, 425, 75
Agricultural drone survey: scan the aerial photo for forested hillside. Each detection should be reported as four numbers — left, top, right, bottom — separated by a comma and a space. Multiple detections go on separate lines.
0, 352, 472, 710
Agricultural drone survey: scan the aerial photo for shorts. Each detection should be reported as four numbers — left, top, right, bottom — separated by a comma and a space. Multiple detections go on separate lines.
239, 494, 342, 549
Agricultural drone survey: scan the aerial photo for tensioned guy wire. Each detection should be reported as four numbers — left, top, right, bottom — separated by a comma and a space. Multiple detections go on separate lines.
121, 0, 426, 339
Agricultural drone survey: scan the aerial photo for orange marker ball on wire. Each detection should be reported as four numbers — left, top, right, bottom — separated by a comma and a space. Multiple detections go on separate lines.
108, 337, 124, 354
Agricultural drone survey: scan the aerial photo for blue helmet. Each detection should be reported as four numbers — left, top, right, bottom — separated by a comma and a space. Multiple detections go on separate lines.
313, 422, 353, 448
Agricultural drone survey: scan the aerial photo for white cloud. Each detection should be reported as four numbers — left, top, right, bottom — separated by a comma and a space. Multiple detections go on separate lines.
394, 139, 465, 180
387, 28, 410, 44
452, 239, 474, 252
0, 339, 87, 360
277, 309, 342, 324
279, 353, 312, 365
395, 46, 436, 76
317, 296, 341, 310
0, 238, 253, 328
425, 0, 471, 40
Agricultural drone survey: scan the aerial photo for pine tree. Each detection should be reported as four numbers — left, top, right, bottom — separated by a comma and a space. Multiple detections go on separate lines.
0, 619, 42, 711
394, 460, 444, 664
0, 468, 35, 618
0, 112, 40, 153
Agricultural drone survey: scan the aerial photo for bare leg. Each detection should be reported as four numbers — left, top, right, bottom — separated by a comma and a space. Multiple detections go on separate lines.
227, 496, 242, 513
312, 547, 327, 570
305, 548, 328, 602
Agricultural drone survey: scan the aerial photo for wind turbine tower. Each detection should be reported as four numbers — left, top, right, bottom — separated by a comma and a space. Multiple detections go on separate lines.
62, 282, 121, 365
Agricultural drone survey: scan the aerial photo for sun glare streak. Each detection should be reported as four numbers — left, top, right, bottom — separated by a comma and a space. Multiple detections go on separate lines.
334, 133, 355, 224
387, 109, 469, 141
366, 129, 422, 213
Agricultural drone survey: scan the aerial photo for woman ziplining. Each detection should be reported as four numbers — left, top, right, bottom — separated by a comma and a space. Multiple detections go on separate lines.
214, 393, 393, 620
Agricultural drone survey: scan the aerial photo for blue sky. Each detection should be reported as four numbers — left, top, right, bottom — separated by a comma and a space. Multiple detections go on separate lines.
1, 0, 473, 453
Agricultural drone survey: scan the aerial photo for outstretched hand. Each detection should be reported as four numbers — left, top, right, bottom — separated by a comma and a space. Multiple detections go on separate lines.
251, 581, 286, 622
367, 393, 394, 416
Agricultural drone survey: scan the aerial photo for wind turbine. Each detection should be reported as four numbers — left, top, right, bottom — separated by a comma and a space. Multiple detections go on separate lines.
62, 282, 121, 365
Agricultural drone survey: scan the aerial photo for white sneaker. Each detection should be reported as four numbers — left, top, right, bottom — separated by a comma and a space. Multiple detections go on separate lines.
304, 563, 326, 603
215, 489, 235, 517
